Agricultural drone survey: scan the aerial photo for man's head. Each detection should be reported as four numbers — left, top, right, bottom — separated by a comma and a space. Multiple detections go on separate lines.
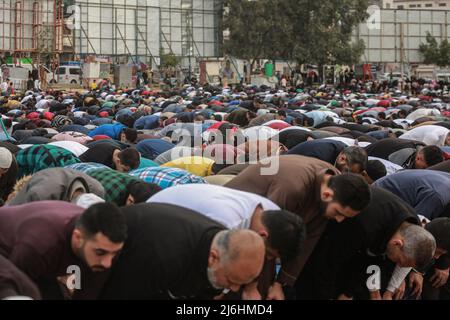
207, 230, 265, 292
259, 210, 306, 262
414, 146, 444, 169
276, 110, 287, 121
112, 148, 141, 172
386, 222, 436, 271
335, 146, 368, 174
425, 217, 450, 259
320, 173, 371, 223
364, 159, 387, 184
71, 203, 127, 272
126, 181, 162, 205
446, 132, 450, 146
120, 128, 138, 144
397, 110, 407, 119
0, 147, 13, 177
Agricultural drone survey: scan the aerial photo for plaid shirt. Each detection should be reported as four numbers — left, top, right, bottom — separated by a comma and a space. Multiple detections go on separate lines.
129, 167, 206, 189
87, 169, 141, 206
16, 145, 80, 177
65, 162, 110, 174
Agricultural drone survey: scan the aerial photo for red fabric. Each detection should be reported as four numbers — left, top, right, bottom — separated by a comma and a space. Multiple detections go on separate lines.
444, 152, 450, 161
43, 112, 54, 121
92, 135, 112, 141
377, 100, 391, 108
267, 122, 291, 131
98, 111, 109, 118
208, 100, 223, 106
27, 112, 40, 120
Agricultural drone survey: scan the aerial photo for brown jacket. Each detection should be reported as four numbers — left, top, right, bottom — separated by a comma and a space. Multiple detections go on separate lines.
225, 155, 339, 286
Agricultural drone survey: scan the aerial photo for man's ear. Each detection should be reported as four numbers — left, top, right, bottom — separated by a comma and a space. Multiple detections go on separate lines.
392, 238, 404, 249
126, 194, 135, 206
208, 248, 220, 267
258, 229, 269, 239
321, 187, 334, 202
72, 229, 83, 247
361, 170, 373, 184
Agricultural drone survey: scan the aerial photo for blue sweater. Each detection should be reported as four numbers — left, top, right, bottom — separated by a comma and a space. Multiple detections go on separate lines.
88, 123, 127, 140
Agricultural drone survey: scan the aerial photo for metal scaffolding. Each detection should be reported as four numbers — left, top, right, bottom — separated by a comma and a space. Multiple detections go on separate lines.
74, 0, 223, 68
0, 0, 63, 68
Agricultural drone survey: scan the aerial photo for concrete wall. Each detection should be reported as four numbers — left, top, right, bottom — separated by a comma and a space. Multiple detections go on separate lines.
353, 9, 450, 63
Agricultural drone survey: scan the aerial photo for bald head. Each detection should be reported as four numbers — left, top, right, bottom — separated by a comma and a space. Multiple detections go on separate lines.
208, 230, 265, 291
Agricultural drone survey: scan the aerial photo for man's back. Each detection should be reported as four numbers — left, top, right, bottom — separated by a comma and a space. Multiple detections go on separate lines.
148, 184, 279, 229
0, 201, 83, 280
287, 139, 346, 165
375, 170, 450, 220
79, 142, 118, 169
100, 203, 225, 299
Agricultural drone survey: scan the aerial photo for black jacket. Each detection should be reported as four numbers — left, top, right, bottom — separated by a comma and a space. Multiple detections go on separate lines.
100, 203, 225, 300
365, 138, 424, 160
286, 139, 346, 165
296, 187, 419, 299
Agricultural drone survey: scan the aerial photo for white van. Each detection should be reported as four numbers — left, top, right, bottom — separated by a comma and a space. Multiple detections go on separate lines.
56, 65, 82, 85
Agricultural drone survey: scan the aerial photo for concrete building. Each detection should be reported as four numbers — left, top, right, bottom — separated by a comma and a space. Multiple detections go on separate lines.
383, 0, 450, 9
353, 8, 450, 73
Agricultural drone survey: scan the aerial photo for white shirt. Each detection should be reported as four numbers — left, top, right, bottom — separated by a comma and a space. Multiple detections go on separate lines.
147, 184, 280, 230
399, 125, 449, 147
393, 119, 413, 129
48, 141, 89, 157
35, 99, 49, 110
368, 156, 402, 175
406, 108, 441, 122
324, 137, 371, 148
75, 193, 105, 209
243, 126, 278, 140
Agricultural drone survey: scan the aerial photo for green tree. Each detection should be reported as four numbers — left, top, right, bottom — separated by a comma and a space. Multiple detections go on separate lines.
159, 49, 180, 69
224, 0, 368, 66
419, 32, 442, 65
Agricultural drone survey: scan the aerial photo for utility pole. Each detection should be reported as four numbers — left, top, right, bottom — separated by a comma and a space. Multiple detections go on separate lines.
400, 22, 405, 90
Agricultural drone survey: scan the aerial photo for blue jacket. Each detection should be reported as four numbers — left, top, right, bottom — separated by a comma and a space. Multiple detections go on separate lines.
134, 115, 160, 130
88, 123, 127, 140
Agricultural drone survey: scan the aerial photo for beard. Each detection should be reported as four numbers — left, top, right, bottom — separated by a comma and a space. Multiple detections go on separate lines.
74, 242, 107, 273
318, 200, 328, 217
207, 267, 224, 290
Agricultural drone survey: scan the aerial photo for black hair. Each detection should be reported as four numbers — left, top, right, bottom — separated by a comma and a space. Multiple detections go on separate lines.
128, 181, 162, 203
121, 128, 138, 143
366, 159, 387, 182
1, 118, 12, 128
303, 115, 314, 127
118, 148, 141, 170
0, 157, 18, 202
75, 202, 127, 243
261, 210, 306, 262
117, 114, 136, 128
420, 145, 444, 167
277, 110, 287, 117
425, 217, 450, 252
328, 173, 371, 211
342, 146, 368, 171
398, 109, 407, 118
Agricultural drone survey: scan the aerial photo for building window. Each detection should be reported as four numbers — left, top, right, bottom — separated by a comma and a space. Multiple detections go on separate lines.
439, 3, 447, 6
398, 5, 404, 9
425, 4, 433, 7
409, 4, 416, 7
